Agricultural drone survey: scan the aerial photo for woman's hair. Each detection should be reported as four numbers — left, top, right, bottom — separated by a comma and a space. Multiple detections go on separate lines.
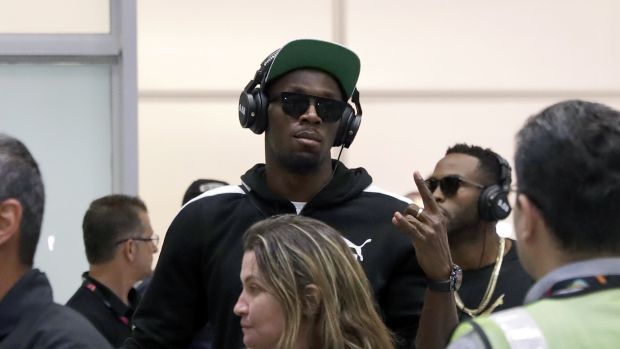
242, 214, 394, 349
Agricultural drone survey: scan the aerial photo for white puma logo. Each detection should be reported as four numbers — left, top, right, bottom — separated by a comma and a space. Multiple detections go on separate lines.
342, 237, 372, 261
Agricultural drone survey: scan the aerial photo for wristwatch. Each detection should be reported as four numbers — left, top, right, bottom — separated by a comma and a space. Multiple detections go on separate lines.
427, 264, 463, 292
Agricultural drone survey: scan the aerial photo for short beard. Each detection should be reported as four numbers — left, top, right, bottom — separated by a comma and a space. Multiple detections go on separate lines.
276, 152, 324, 175
447, 219, 481, 241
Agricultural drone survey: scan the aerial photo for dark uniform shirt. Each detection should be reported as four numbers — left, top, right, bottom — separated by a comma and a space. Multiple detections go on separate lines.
0, 269, 112, 349
67, 272, 140, 348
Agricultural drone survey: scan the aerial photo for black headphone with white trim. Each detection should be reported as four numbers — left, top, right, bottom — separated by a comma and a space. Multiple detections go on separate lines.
478, 154, 512, 221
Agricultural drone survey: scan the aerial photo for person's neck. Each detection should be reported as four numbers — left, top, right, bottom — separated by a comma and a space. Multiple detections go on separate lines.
0, 257, 29, 301
265, 160, 334, 202
89, 264, 134, 305
450, 224, 509, 271
532, 246, 613, 280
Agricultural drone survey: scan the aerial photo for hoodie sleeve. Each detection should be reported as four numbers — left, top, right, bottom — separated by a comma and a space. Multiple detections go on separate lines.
123, 204, 208, 349
381, 245, 427, 349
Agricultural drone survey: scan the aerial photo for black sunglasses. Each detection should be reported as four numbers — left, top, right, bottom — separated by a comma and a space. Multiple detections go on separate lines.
271, 92, 347, 123
424, 175, 485, 197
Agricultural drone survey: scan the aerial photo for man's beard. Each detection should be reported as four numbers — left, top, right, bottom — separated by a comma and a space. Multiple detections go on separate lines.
276, 151, 326, 175
447, 217, 480, 240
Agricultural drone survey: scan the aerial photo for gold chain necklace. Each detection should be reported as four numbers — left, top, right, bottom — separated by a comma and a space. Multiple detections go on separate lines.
454, 237, 506, 317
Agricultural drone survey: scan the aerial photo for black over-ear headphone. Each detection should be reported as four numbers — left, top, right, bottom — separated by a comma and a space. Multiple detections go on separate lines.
478, 154, 512, 221
238, 54, 363, 148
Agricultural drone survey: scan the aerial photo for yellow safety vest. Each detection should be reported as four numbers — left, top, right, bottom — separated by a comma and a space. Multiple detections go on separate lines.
450, 288, 620, 348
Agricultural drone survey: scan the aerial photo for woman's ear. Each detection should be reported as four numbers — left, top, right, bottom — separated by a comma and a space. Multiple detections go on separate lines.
302, 284, 322, 316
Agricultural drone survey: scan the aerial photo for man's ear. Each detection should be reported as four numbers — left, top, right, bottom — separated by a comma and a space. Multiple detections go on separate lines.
302, 284, 322, 316
127, 239, 139, 262
515, 194, 545, 244
0, 199, 23, 245
117, 239, 136, 263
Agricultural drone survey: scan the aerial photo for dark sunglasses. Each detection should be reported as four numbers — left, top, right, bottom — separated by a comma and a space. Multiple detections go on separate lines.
424, 175, 485, 197
271, 92, 347, 123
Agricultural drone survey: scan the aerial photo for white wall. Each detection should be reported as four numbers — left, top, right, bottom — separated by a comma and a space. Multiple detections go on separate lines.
138, 0, 620, 256
0, 0, 109, 33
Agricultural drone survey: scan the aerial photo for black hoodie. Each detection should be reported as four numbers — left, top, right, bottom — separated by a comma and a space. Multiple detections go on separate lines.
124, 161, 425, 349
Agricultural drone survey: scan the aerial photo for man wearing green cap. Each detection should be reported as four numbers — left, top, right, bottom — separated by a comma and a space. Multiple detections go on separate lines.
123, 39, 425, 349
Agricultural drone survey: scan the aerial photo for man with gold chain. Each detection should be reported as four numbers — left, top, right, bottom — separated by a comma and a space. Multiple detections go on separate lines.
393, 143, 532, 349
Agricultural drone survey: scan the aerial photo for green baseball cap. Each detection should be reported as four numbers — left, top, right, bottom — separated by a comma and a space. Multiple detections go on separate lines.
263, 39, 361, 99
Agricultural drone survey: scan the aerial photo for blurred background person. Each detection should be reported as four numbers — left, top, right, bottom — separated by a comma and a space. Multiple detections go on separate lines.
182, 179, 229, 206
67, 195, 158, 348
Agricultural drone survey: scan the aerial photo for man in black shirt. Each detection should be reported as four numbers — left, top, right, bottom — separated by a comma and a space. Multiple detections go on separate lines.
0, 133, 112, 349
393, 144, 533, 349
123, 39, 425, 349
67, 195, 158, 347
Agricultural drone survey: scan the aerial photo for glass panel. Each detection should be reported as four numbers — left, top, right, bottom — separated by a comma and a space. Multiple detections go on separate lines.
0, 0, 110, 33
0, 63, 112, 302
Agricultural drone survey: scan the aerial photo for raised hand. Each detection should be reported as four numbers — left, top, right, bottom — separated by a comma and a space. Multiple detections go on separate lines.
392, 171, 453, 281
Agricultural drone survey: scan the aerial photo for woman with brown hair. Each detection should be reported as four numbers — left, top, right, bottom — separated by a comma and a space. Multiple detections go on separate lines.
234, 214, 394, 349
